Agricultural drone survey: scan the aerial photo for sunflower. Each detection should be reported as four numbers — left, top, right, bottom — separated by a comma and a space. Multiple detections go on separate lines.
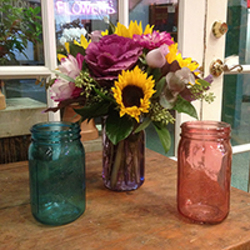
115, 20, 154, 39
165, 43, 199, 73
112, 66, 156, 122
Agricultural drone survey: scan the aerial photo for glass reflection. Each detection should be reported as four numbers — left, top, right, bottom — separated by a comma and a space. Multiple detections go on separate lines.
3, 79, 47, 104
54, 0, 118, 52
129, 0, 178, 42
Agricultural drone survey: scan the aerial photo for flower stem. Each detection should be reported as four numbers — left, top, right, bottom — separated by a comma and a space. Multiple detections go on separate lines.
129, 141, 140, 184
106, 142, 114, 182
110, 140, 125, 189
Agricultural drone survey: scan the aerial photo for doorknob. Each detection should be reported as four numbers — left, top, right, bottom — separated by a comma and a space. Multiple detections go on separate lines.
212, 21, 228, 38
210, 59, 243, 77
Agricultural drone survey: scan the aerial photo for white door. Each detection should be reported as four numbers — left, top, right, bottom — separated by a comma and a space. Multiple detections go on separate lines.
201, 0, 250, 191
178, 0, 250, 191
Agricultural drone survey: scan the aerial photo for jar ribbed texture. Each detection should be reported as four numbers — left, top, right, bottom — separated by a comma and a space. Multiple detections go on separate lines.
180, 121, 231, 140
28, 122, 85, 225
177, 120, 232, 224
30, 122, 81, 143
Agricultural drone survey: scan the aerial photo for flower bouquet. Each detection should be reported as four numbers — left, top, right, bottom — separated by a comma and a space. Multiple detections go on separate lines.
45, 20, 214, 190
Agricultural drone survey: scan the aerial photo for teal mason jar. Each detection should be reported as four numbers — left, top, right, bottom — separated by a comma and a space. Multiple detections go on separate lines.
28, 122, 86, 225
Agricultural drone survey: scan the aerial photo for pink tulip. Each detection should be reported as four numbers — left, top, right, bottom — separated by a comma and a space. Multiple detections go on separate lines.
58, 54, 84, 79
50, 78, 82, 102
146, 45, 168, 68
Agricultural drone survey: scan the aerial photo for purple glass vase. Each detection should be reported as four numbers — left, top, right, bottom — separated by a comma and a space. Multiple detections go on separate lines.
102, 127, 145, 191
177, 120, 232, 224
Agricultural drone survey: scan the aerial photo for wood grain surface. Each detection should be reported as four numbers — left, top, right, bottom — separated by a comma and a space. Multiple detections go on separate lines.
1, 149, 250, 250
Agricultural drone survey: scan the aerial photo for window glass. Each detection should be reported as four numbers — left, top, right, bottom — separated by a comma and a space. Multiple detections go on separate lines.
0, 0, 44, 66
129, 0, 178, 156
222, 0, 250, 191
129, 0, 178, 41
54, 0, 118, 52
222, 1, 250, 146
232, 152, 250, 192
3, 78, 47, 104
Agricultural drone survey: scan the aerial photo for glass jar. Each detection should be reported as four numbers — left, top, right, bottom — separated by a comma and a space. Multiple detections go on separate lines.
28, 122, 86, 225
177, 120, 232, 224
102, 124, 145, 191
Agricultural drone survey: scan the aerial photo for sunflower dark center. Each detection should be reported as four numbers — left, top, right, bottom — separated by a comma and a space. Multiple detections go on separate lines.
122, 85, 144, 107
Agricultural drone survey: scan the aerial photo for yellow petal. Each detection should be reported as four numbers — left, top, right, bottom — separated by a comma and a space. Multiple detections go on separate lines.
80, 35, 91, 49
57, 54, 67, 61
65, 42, 70, 54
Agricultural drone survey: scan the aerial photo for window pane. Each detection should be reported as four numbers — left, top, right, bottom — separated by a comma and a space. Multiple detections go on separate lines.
3, 79, 47, 104
0, 0, 44, 66
129, 0, 178, 41
222, 1, 250, 191
129, 0, 178, 156
222, 74, 250, 147
54, 0, 118, 51
225, 0, 250, 65
223, 1, 250, 146
231, 152, 250, 192
0, 79, 48, 143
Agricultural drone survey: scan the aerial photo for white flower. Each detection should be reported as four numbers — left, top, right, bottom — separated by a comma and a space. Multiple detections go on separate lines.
60, 37, 67, 46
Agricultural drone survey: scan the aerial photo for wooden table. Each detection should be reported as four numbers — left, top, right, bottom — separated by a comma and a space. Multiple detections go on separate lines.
1, 149, 250, 250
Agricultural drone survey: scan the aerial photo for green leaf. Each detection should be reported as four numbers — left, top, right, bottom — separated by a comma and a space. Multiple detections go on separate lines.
153, 123, 171, 153
51, 70, 75, 83
134, 118, 151, 133
153, 77, 166, 98
74, 100, 110, 121
150, 67, 162, 82
69, 43, 86, 57
196, 79, 210, 87
108, 20, 116, 34
173, 96, 198, 119
33, 6, 41, 15
106, 111, 134, 145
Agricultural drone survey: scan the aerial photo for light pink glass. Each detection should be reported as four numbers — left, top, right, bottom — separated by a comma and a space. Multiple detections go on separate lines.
177, 121, 232, 224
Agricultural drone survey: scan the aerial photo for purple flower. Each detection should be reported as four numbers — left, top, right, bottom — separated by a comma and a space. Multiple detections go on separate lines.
133, 31, 174, 50
85, 34, 143, 82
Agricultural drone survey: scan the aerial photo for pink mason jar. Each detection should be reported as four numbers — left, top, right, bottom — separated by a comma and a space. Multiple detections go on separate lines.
177, 121, 232, 224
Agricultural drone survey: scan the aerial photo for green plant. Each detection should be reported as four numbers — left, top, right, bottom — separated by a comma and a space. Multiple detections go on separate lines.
0, 0, 42, 65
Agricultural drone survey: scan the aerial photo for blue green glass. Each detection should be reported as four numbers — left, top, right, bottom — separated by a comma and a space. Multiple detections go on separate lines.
28, 122, 85, 225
